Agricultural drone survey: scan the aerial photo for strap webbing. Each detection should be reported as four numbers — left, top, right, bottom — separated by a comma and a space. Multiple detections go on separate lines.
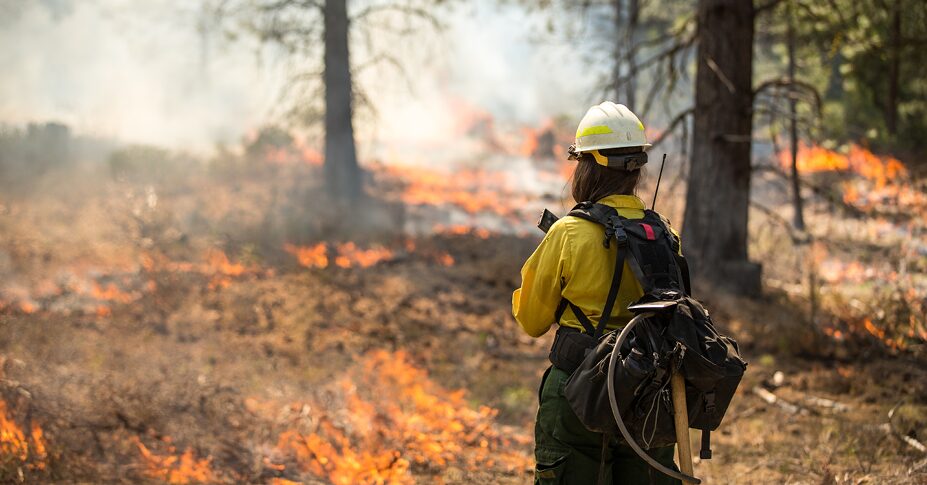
597, 433, 610, 485
554, 238, 628, 338
677, 255, 692, 296
594, 243, 627, 338
700, 429, 712, 460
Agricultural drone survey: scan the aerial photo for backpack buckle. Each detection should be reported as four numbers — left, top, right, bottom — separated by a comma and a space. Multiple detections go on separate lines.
603, 217, 628, 248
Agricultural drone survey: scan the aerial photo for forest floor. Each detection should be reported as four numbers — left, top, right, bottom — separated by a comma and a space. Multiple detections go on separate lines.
0, 163, 925, 484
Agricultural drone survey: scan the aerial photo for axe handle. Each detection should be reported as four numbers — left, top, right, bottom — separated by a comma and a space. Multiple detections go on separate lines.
671, 372, 697, 483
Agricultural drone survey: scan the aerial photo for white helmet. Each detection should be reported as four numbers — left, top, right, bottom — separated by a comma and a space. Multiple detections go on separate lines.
571, 102, 650, 169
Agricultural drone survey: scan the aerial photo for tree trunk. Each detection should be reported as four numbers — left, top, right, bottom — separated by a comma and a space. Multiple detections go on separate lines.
682, 0, 761, 295
613, 0, 639, 109
788, 0, 805, 231
885, 0, 901, 136
324, 0, 363, 202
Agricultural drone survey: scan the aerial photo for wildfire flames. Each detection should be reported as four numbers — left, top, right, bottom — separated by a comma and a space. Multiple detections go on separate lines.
775, 145, 927, 352
0, 400, 47, 474
375, 163, 532, 221
433, 224, 492, 239
783, 143, 906, 187
133, 437, 215, 484
782, 142, 926, 213
269, 350, 531, 484
284, 241, 456, 269
284, 242, 394, 269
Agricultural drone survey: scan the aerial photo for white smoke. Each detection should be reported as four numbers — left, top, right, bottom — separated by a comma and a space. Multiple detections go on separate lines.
0, 0, 596, 154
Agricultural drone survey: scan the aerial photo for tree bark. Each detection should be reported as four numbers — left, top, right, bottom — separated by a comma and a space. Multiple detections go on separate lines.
682, 0, 761, 295
613, 0, 639, 109
885, 0, 901, 136
324, 0, 363, 202
787, 0, 805, 231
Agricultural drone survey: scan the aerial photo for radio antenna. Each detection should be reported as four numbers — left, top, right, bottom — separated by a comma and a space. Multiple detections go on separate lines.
651, 153, 667, 210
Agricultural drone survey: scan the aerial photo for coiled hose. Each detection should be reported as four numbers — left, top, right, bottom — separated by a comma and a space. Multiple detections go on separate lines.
606, 312, 701, 484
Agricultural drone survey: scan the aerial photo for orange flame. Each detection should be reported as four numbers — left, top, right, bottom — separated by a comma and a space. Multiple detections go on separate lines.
284, 243, 329, 269
376, 163, 527, 219
333, 243, 394, 269
782, 143, 907, 188
90, 282, 136, 304
433, 224, 492, 239
18, 300, 36, 314
133, 437, 215, 484
273, 350, 530, 484
0, 400, 48, 472
285, 243, 395, 269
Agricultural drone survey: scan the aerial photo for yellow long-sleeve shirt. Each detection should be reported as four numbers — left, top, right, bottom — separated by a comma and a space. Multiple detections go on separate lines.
512, 194, 680, 338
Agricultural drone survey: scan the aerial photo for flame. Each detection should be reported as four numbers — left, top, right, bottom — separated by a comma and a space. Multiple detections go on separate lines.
18, 300, 36, 314
436, 252, 455, 267
861, 318, 903, 350
143, 249, 258, 291
270, 479, 303, 485
273, 350, 530, 484
822, 326, 844, 340
519, 127, 539, 157
133, 437, 215, 484
781, 143, 907, 188
90, 282, 136, 304
333, 243, 394, 269
257, 140, 323, 167
205, 249, 245, 277
376, 163, 527, 219
433, 224, 492, 239
285, 243, 395, 269
0, 400, 48, 472
284, 243, 329, 269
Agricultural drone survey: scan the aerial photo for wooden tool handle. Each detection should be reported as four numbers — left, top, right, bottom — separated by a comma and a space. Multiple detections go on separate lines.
671, 371, 697, 483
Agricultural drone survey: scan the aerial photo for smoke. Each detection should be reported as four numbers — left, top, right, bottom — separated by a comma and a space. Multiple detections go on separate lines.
0, 0, 286, 151
0, 0, 595, 155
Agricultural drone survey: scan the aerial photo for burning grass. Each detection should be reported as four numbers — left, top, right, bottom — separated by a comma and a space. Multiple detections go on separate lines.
133, 437, 215, 484
763, 142, 927, 354
269, 350, 531, 484
0, 400, 48, 480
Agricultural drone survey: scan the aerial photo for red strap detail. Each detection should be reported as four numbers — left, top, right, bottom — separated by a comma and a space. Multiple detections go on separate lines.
640, 223, 656, 240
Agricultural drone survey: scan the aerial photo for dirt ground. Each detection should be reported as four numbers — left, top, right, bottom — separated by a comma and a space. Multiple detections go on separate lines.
0, 165, 925, 484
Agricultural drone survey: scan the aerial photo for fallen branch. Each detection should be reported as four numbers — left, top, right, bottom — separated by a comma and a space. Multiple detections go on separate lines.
803, 395, 849, 413
752, 386, 810, 415
886, 402, 927, 454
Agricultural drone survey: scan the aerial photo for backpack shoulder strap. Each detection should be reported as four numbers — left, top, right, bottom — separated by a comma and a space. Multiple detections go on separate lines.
567, 202, 628, 249
553, 202, 630, 337
642, 210, 692, 295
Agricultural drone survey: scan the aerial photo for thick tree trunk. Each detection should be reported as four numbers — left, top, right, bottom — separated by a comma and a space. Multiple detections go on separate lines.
324, 0, 363, 202
613, 0, 638, 109
788, 1, 805, 231
886, 0, 901, 136
682, 0, 761, 295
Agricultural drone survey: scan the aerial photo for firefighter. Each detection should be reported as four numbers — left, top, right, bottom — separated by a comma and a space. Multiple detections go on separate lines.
513, 102, 682, 484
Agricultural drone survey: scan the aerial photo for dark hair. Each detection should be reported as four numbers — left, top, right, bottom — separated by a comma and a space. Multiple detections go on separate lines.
570, 148, 643, 202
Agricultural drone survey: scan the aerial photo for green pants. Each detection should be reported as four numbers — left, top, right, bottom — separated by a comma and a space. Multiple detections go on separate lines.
534, 366, 682, 485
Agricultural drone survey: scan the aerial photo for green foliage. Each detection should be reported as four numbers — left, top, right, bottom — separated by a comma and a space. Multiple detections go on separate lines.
788, 0, 927, 154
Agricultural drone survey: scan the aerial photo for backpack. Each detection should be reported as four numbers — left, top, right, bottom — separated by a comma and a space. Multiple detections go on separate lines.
541, 202, 747, 465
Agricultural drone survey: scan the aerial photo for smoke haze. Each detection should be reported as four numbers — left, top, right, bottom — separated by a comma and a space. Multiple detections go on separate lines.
0, 0, 592, 155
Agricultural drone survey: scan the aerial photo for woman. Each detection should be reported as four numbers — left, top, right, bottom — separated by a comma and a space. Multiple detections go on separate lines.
513, 102, 682, 484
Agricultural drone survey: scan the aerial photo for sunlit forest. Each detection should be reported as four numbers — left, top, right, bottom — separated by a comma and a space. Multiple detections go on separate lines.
0, 0, 925, 483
